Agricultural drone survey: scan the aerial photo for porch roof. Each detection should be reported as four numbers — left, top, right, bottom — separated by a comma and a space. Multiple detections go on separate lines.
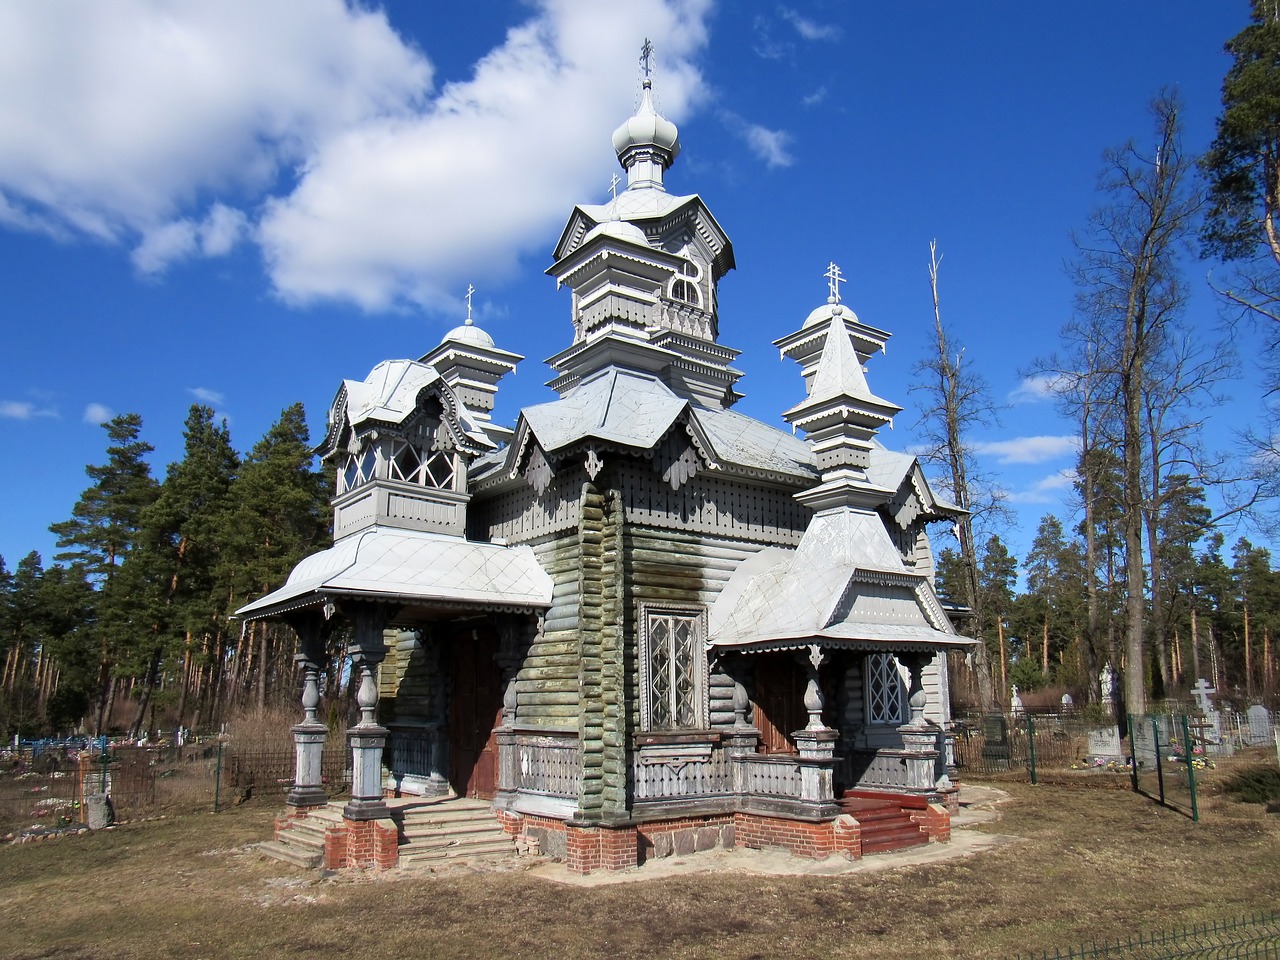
236, 527, 554, 620
707, 510, 975, 655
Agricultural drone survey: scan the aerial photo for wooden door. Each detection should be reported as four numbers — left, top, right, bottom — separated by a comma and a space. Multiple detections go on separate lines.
449, 626, 503, 799
753, 654, 806, 754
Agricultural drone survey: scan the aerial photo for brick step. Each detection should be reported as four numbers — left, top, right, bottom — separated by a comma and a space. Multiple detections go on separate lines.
860, 819, 929, 848
258, 840, 322, 870
841, 805, 911, 824
860, 829, 930, 855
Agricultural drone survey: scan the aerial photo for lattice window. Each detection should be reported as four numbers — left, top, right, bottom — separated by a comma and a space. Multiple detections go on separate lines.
866, 653, 905, 726
340, 447, 377, 493
386, 439, 457, 490
641, 605, 706, 731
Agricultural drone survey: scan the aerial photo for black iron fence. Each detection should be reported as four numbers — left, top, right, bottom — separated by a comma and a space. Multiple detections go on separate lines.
1020, 911, 1280, 959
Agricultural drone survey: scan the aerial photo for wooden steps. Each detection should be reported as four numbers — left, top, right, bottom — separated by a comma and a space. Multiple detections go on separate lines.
838, 793, 930, 855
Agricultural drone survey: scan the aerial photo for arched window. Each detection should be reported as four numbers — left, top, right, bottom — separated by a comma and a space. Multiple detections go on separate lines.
669, 258, 701, 306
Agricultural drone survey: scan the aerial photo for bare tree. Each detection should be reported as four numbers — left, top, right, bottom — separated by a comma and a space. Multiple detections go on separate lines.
914, 241, 1007, 709
1068, 91, 1204, 714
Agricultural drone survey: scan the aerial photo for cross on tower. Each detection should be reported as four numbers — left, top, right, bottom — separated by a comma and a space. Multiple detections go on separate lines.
640, 38, 654, 79
824, 261, 846, 304
464, 283, 475, 324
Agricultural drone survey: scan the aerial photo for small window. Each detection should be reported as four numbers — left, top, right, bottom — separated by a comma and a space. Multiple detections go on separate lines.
669, 259, 700, 306
866, 653, 905, 726
340, 447, 377, 493
640, 605, 706, 731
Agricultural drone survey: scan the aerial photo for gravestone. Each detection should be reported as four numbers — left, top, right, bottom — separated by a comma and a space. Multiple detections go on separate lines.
1087, 726, 1124, 760
981, 713, 1010, 763
1247, 705, 1272, 746
86, 793, 114, 830
1130, 722, 1157, 769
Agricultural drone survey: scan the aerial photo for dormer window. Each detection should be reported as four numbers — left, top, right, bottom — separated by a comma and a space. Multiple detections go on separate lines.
340, 447, 377, 493
669, 259, 701, 306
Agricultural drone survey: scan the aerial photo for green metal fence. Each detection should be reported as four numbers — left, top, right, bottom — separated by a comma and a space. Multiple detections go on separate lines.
951, 709, 1203, 819
1020, 911, 1280, 959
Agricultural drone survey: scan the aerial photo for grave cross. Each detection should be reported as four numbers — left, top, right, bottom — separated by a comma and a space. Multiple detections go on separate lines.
1190, 677, 1216, 714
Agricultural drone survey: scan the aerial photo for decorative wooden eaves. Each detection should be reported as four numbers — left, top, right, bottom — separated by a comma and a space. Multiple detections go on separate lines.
318, 378, 491, 463
551, 195, 735, 280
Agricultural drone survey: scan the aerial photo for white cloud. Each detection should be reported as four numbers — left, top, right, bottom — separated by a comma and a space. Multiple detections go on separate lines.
132, 203, 248, 274
972, 435, 1079, 464
779, 7, 842, 42
0, 1, 430, 255
1008, 469, 1078, 504
801, 86, 828, 108
189, 387, 226, 405
259, 1, 713, 311
83, 403, 113, 424
1009, 373, 1069, 404
0, 1, 718, 310
0, 400, 58, 419
720, 112, 794, 169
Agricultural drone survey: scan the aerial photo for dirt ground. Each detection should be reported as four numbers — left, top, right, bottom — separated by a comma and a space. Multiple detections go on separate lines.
1, 779, 1277, 960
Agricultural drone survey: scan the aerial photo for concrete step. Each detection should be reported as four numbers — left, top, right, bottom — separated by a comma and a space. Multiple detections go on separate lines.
400, 819, 506, 840
399, 838, 518, 863
258, 840, 322, 869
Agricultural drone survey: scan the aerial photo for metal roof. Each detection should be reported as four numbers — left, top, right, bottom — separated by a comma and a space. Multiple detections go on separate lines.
236, 527, 553, 620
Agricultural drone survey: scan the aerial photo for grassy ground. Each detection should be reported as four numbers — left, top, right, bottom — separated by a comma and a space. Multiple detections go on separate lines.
1, 778, 1277, 960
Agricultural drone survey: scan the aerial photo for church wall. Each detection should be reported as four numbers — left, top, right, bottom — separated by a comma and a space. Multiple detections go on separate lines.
515, 532, 584, 730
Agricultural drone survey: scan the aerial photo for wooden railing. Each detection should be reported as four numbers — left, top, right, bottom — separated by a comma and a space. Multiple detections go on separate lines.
738, 754, 803, 798
632, 749, 734, 800
514, 733, 579, 799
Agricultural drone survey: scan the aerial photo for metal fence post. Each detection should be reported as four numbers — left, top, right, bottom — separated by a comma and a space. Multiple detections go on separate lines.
214, 741, 224, 814
1181, 714, 1199, 823
1126, 714, 1138, 792
1152, 717, 1165, 806
1027, 712, 1038, 784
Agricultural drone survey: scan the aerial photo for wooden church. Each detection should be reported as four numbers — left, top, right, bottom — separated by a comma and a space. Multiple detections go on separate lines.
240, 60, 974, 873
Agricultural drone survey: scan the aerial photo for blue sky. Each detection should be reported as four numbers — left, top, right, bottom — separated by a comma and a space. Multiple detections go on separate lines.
0, 1, 1268, 573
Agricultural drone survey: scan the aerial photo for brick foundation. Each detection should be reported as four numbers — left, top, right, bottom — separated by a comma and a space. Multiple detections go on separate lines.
734, 812, 862, 860
322, 817, 399, 870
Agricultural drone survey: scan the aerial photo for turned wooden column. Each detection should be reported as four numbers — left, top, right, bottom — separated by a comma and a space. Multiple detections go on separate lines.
282, 608, 333, 810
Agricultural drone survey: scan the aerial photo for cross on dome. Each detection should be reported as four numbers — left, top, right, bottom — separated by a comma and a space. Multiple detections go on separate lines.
464, 283, 475, 325
824, 262, 846, 305
640, 38, 654, 81
609, 173, 621, 199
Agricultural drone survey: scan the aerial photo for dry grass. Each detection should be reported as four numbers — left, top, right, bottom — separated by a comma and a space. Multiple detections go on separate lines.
1, 781, 1277, 960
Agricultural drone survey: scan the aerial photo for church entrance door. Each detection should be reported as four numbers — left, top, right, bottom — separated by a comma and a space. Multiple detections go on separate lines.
448, 625, 503, 799
753, 654, 807, 754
